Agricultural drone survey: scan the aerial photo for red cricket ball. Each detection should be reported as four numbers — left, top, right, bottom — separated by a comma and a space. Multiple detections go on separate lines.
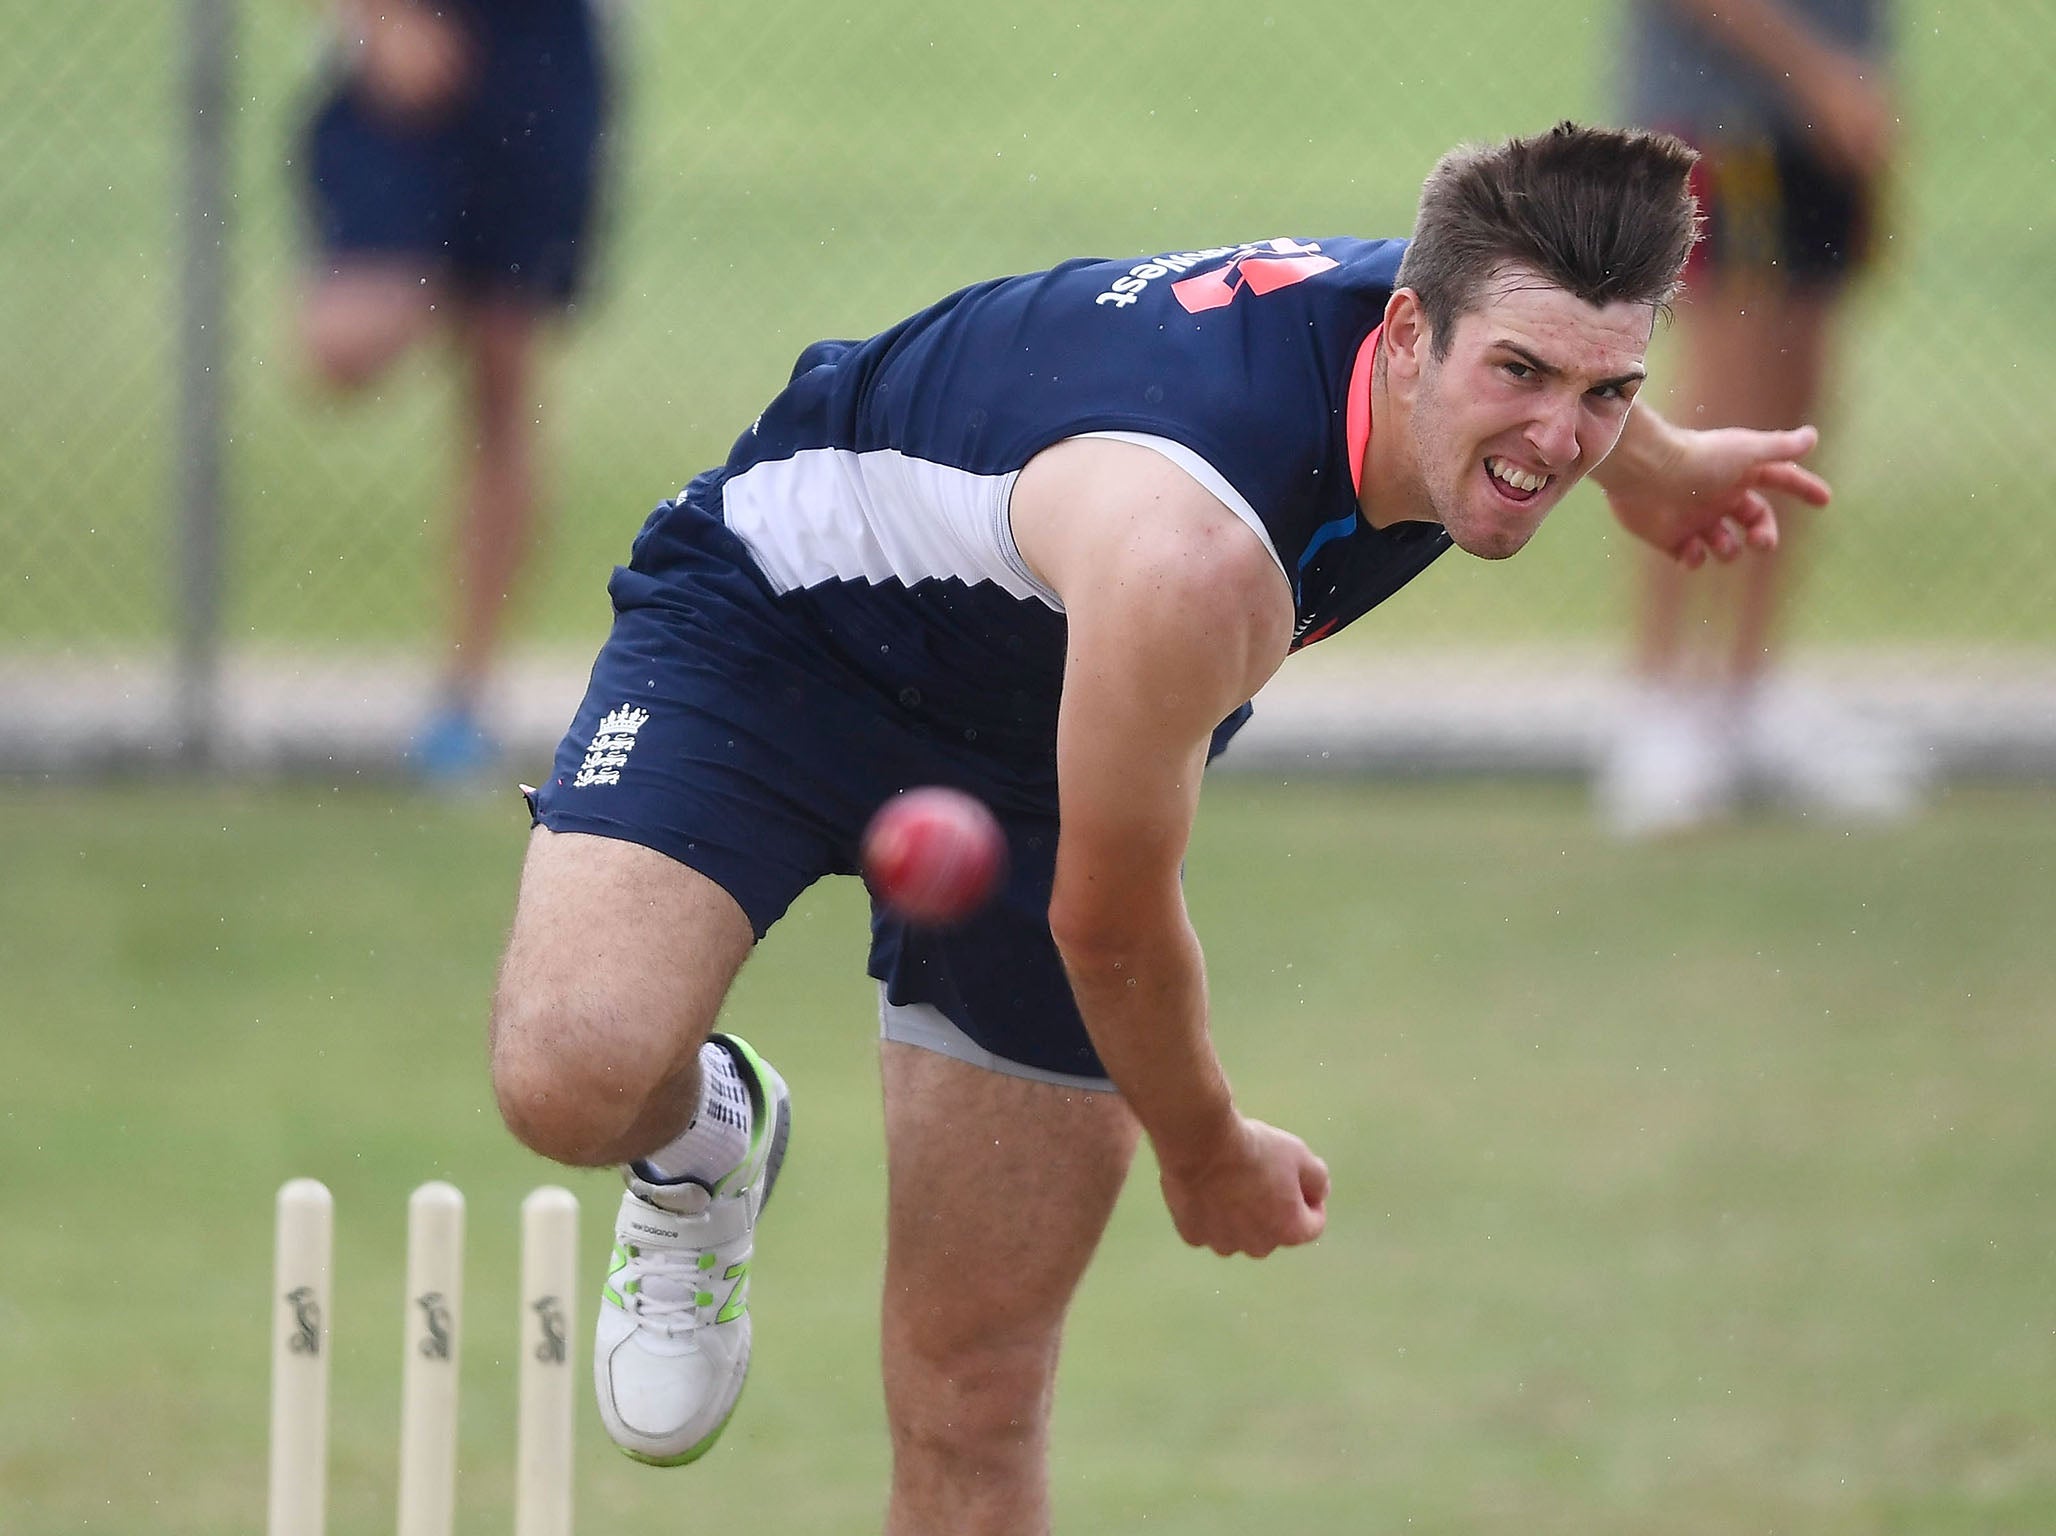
861, 786, 1006, 927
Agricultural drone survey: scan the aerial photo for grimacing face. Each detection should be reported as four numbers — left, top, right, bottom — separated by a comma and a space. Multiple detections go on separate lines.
1406, 268, 1654, 560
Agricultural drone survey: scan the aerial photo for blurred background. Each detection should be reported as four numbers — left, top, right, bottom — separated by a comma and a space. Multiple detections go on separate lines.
4, 2, 2053, 1533
3, 0, 2051, 776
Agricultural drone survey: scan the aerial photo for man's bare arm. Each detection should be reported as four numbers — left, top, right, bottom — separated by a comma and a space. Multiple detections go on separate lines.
1595, 400, 1831, 568
1012, 438, 1327, 1257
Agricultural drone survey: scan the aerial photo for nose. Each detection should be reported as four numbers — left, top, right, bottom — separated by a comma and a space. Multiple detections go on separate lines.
1523, 395, 1581, 469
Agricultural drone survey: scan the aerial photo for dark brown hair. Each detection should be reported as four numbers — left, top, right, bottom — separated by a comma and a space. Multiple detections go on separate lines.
1394, 121, 1701, 354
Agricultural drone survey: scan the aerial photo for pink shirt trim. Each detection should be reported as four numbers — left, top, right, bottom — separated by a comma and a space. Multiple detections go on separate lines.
1347, 324, 1382, 499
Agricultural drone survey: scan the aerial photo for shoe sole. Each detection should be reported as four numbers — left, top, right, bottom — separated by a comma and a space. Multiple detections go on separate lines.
622, 1410, 740, 1468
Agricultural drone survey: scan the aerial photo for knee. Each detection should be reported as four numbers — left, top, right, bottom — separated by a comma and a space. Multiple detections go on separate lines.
886, 1330, 1056, 1475
488, 985, 675, 1167
299, 289, 426, 394
488, 827, 753, 1166
299, 313, 388, 393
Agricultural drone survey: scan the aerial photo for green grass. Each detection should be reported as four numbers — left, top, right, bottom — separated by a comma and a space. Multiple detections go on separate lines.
3, 778, 2054, 1533
2, 0, 2053, 651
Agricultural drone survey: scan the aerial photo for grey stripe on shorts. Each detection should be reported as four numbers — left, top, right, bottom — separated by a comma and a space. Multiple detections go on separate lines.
877, 990, 1119, 1095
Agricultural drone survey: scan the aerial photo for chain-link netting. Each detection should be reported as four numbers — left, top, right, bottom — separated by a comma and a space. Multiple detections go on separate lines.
3, 1, 2051, 775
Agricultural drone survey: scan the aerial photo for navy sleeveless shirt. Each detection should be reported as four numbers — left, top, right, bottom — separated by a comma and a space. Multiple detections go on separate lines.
617, 235, 1452, 769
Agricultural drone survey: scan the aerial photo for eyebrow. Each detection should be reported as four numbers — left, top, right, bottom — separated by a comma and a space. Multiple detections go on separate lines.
1497, 341, 1646, 393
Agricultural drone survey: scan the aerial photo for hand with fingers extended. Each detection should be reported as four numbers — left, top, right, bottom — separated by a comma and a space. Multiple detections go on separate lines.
1600, 412, 1833, 570
1158, 1115, 1330, 1259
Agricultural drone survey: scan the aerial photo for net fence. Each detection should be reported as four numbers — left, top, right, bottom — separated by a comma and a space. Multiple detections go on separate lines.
3, 0, 2051, 779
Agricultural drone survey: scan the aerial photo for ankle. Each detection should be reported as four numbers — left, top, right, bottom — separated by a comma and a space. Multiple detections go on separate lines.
637, 1040, 752, 1184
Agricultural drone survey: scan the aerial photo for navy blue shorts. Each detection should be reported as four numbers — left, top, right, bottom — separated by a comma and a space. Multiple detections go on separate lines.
302, 8, 608, 304
531, 495, 1250, 1084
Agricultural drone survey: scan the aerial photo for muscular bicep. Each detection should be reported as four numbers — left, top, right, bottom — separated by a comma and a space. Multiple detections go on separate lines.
1016, 440, 1293, 941
1054, 593, 1227, 936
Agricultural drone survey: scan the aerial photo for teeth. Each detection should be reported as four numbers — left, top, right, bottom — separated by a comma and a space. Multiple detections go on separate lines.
1487, 457, 1549, 494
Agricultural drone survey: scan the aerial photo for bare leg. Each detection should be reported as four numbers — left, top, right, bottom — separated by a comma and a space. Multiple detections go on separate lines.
879, 1042, 1140, 1536
1634, 275, 1835, 694
445, 297, 547, 705
1604, 277, 1840, 834
298, 260, 445, 391
1721, 290, 1834, 691
490, 827, 756, 1166
1682, 287, 1918, 817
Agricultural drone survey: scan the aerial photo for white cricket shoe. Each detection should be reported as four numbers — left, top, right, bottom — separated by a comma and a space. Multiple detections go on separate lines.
1597, 683, 1741, 839
594, 1034, 791, 1465
1740, 684, 1928, 824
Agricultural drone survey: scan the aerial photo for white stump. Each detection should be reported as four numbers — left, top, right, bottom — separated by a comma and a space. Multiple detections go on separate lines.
268, 1179, 333, 1536
515, 1186, 579, 1536
397, 1181, 466, 1536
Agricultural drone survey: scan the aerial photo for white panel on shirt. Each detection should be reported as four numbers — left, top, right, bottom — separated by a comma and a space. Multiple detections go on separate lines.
720, 435, 1278, 610
722, 448, 1060, 609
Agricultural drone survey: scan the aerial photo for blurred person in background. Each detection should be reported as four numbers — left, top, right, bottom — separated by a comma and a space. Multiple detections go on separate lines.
297, 0, 612, 780
1600, 0, 1922, 836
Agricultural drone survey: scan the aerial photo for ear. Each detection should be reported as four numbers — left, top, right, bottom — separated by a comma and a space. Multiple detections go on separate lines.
1382, 289, 1428, 382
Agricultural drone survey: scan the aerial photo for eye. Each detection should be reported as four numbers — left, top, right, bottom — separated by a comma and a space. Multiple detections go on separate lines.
1501, 360, 1533, 381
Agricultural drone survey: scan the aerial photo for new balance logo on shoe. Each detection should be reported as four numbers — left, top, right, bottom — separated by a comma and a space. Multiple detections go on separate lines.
716, 1260, 750, 1325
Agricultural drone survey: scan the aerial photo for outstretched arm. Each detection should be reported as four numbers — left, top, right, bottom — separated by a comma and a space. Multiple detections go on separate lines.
1011, 437, 1327, 1259
1594, 401, 1832, 569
